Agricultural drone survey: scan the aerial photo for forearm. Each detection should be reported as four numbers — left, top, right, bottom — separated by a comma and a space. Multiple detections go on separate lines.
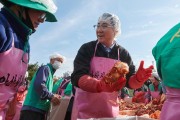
71, 65, 91, 88
34, 66, 54, 100
39, 84, 54, 100
78, 75, 99, 93
78, 75, 126, 93
34, 80, 54, 100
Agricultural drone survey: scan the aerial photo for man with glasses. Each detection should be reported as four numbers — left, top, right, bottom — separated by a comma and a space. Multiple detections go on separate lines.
0, 0, 57, 119
71, 12, 153, 119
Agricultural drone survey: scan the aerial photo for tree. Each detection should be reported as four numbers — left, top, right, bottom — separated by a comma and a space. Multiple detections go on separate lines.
63, 71, 72, 78
27, 62, 40, 81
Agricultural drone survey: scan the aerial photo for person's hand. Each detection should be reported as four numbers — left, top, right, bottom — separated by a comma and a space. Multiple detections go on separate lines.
136, 61, 154, 82
132, 91, 146, 103
97, 77, 126, 92
18, 85, 26, 92
111, 77, 126, 91
51, 94, 61, 106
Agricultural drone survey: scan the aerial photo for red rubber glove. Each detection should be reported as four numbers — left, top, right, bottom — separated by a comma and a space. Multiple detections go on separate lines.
132, 91, 146, 103
129, 61, 154, 89
97, 77, 126, 92
136, 61, 154, 82
78, 75, 126, 93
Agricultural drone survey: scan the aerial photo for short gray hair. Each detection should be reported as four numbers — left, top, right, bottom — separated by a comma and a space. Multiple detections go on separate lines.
49, 53, 65, 61
98, 13, 121, 37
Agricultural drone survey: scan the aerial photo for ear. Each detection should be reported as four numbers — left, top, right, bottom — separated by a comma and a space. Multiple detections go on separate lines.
114, 30, 119, 39
60, 58, 64, 63
11, 5, 26, 18
50, 59, 54, 64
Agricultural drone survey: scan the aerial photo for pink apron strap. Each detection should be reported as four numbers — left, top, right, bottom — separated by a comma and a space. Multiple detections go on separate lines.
93, 41, 99, 57
58, 79, 71, 96
60, 79, 71, 89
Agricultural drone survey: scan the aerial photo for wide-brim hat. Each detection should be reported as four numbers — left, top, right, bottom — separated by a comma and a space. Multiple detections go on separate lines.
0, 0, 57, 22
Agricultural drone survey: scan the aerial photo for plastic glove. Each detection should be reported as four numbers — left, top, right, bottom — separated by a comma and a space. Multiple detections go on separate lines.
78, 75, 126, 93
97, 77, 126, 92
129, 61, 154, 89
136, 61, 154, 82
132, 91, 146, 103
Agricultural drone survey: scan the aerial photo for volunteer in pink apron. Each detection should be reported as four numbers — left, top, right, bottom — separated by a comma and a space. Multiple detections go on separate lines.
149, 72, 163, 99
71, 12, 154, 119
132, 84, 149, 103
52, 75, 73, 120
0, 0, 58, 119
152, 23, 180, 120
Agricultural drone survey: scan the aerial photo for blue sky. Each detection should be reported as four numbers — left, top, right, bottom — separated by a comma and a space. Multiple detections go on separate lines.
1, 0, 180, 77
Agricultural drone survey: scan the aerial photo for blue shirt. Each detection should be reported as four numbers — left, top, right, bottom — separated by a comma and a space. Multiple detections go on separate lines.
0, 7, 32, 53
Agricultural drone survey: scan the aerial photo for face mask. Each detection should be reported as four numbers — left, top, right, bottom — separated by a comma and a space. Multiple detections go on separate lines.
52, 60, 61, 70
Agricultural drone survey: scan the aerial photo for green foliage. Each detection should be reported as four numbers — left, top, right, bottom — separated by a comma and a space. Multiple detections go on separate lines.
128, 89, 134, 97
27, 62, 39, 81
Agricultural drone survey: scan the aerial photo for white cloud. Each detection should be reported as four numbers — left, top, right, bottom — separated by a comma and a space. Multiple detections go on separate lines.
122, 29, 152, 39
174, 4, 179, 8
137, 6, 180, 17
28, 0, 180, 76
0, 3, 3, 8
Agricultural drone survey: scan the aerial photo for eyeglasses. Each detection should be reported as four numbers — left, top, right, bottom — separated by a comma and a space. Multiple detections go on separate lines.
93, 24, 113, 30
39, 13, 46, 20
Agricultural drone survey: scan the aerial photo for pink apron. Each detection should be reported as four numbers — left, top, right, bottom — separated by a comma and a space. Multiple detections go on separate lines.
133, 91, 147, 103
72, 42, 120, 119
134, 91, 146, 96
12, 90, 27, 120
160, 87, 180, 120
57, 79, 71, 97
149, 84, 161, 99
150, 91, 160, 99
0, 36, 28, 119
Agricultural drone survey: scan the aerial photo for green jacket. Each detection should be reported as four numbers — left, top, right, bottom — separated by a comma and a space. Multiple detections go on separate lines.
152, 23, 180, 88
53, 77, 72, 97
149, 83, 162, 92
23, 64, 54, 111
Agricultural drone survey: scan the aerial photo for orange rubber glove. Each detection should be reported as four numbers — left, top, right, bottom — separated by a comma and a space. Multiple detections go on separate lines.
78, 75, 126, 93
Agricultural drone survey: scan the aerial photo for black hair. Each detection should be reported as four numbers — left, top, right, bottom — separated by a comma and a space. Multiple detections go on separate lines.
19, 7, 35, 32
1, 0, 13, 7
